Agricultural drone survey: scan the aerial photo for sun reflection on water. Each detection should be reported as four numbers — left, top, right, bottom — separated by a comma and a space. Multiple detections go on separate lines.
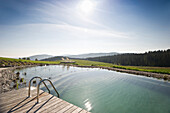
84, 99, 92, 111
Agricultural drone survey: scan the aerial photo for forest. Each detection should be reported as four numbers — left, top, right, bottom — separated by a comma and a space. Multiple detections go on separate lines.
87, 49, 170, 67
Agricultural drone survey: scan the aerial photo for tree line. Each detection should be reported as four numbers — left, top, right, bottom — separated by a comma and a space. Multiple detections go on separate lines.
87, 49, 170, 67
19, 57, 38, 61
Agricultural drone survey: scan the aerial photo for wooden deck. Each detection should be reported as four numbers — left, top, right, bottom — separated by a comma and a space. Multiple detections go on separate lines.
0, 87, 90, 113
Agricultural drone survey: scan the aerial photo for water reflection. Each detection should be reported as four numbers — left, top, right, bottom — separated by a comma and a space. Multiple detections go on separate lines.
15, 65, 170, 113
62, 65, 65, 71
84, 99, 92, 111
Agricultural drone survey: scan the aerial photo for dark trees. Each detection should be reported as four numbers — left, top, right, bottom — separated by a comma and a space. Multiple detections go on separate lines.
87, 49, 170, 67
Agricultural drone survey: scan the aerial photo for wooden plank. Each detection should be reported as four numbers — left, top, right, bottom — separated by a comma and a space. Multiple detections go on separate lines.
21, 96, 62, 113
0, 86, 37, 100
72, 107, 83, 113
0, 91, 44, 112
80, 109, 88, 113
64, 106, 78, 113
0, 87, 28, 98
0, 90, 44, 110
36, 99, 63, 113
11, 93, 54, 113
41, 101, 66, 113
57, 104, 74, 113
1, 92, 50, 113
0, 87, 90, 113
46, 101, 69, 112
0, 89, 43, 107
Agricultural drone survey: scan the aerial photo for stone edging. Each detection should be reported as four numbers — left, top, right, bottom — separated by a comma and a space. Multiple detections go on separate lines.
0, 66, 35, 94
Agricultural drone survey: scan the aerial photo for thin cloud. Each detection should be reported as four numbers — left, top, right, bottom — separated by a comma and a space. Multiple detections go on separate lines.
31, 1, 132, 39
53, 23, 131, 39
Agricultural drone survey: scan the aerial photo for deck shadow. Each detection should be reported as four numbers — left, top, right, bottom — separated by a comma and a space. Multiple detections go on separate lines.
7, 92, 45, 113
27, 95, 54, 113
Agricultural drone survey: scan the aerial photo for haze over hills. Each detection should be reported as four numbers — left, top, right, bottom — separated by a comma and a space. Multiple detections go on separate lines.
40, 52, 118, 61
28, 54, 53, 60
66, 52, 118, 59
41, 56, 66, 61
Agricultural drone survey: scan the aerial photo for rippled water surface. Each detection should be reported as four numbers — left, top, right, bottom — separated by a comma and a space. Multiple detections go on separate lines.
15, 65, 170, 113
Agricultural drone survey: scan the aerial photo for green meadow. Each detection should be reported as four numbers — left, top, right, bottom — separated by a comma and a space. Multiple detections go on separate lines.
0, 57, 60, 66
73, 60, 170, 75
0, 57, 170, 75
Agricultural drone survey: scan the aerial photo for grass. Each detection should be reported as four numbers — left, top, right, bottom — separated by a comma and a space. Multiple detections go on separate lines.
112, 65, 170, 75
73, 59, 114, 67
1, 57, 170, 75
0, 57, 60, 66
72, 59, 170, 75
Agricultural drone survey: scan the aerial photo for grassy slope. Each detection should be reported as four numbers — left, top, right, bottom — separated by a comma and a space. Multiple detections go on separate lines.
73, 59, 114, 67
73, 59, 170, 75
112, 65, 170, 74
0, 57, 60, 65
1, 57, 170, 75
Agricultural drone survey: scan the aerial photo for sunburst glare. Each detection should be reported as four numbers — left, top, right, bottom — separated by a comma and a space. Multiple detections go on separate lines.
78, 0, 95, 14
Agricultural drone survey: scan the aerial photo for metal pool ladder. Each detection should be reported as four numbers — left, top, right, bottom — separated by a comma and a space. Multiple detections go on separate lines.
28, 76, 60, 103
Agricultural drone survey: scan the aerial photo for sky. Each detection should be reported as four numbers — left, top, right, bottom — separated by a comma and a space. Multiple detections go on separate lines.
0, 0, 170, 57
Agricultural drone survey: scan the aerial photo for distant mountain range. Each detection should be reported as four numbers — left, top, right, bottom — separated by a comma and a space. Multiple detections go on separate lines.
66, 52, 118, 59
41, 56, 67, 61
28, 52, 118, 61
28, 54, 53, 60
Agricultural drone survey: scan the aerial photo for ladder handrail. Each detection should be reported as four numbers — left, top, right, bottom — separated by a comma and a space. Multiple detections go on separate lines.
28, 76, 50, 97
37, 79, 59, 103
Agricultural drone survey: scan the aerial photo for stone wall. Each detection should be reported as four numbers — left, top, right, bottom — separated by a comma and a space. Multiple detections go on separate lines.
0, 66, 35, 94
0, 68, 17, 93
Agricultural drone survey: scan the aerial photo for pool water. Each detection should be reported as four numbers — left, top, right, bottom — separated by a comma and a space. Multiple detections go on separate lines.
15, 65, 170, 113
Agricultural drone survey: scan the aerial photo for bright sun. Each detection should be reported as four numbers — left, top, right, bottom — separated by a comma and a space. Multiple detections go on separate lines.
79, 0, 94, 14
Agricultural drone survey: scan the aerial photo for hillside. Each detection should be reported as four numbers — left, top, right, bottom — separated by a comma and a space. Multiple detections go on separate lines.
1, 57, 170, 76
66, 52, 118, 59
87, 49, 170, 67
28, 54, 53, 60
41, 56, 67, 61
0, 57, 60, 67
